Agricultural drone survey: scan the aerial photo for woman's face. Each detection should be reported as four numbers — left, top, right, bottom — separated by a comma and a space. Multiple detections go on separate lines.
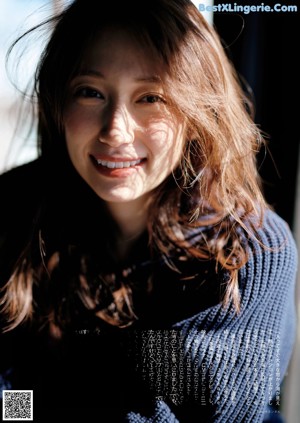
64, 28, 186, 206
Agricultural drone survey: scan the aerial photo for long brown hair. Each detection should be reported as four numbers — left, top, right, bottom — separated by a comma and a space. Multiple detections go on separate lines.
1, 0, 267, 333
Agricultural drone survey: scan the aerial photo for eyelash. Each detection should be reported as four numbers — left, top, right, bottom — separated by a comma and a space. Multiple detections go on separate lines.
138, 94, 165, 104
75, 87, 103, 99
74, 87, 166, 104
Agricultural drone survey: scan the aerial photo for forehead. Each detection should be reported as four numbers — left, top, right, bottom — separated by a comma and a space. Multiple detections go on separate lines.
80, 27, 165, 79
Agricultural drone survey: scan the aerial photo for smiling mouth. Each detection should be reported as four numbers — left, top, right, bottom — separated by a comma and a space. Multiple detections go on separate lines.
96, 158, 143, 169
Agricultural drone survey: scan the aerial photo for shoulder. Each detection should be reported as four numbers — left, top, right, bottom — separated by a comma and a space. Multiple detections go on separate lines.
247, 208, 297, 270
0, 159, 43, 194
0, 159, 43, 263
240, 208, 298, 301
255, 208, 296, 248
0, 159, 43, 215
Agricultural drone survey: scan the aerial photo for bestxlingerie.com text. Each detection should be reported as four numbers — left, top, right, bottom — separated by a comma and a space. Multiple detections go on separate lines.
198, 3, 297, 14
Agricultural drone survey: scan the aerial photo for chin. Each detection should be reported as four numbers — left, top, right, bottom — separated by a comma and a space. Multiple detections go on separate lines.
93, 189, 142, 204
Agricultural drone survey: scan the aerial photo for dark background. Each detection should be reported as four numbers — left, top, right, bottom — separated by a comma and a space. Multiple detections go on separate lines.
213, 2, 299, 230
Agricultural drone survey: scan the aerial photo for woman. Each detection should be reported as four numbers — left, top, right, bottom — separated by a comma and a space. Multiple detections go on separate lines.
0, 0, 297, 422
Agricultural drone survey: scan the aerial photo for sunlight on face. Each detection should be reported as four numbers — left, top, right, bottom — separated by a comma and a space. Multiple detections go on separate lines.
64, 27, 186, 211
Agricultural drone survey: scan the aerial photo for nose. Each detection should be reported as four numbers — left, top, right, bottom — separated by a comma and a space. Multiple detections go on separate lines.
98, 103, 135, 147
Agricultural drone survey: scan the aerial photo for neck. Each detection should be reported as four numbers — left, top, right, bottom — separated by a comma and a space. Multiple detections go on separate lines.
106, 196, 150, 258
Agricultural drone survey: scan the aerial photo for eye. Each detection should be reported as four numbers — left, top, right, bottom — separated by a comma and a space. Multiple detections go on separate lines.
75, 87, 104, 99
139, 94, 165, 104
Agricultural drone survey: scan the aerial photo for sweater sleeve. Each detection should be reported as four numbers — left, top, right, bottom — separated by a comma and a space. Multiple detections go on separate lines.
125, 210, 298, 423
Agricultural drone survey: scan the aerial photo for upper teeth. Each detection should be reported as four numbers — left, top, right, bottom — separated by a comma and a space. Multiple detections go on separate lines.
96, 159, 142, 169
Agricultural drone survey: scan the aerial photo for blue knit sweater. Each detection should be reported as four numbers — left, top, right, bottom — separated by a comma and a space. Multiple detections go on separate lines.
122, 210, 297, 423
0, 161, 298, 423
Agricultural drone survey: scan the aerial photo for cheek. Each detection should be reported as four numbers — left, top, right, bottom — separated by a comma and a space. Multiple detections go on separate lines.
64, 105, 99, 141
146, 122, 185, 163
63, 113, 86, 163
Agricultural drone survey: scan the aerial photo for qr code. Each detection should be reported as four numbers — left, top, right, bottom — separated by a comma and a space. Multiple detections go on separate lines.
2, 390, 33, 421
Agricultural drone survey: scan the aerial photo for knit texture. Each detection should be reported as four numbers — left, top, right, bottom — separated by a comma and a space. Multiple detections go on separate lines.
123, 210, 297, 423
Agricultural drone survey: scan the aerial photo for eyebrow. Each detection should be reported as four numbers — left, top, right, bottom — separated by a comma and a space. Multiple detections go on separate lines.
77, 69, 162, 84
